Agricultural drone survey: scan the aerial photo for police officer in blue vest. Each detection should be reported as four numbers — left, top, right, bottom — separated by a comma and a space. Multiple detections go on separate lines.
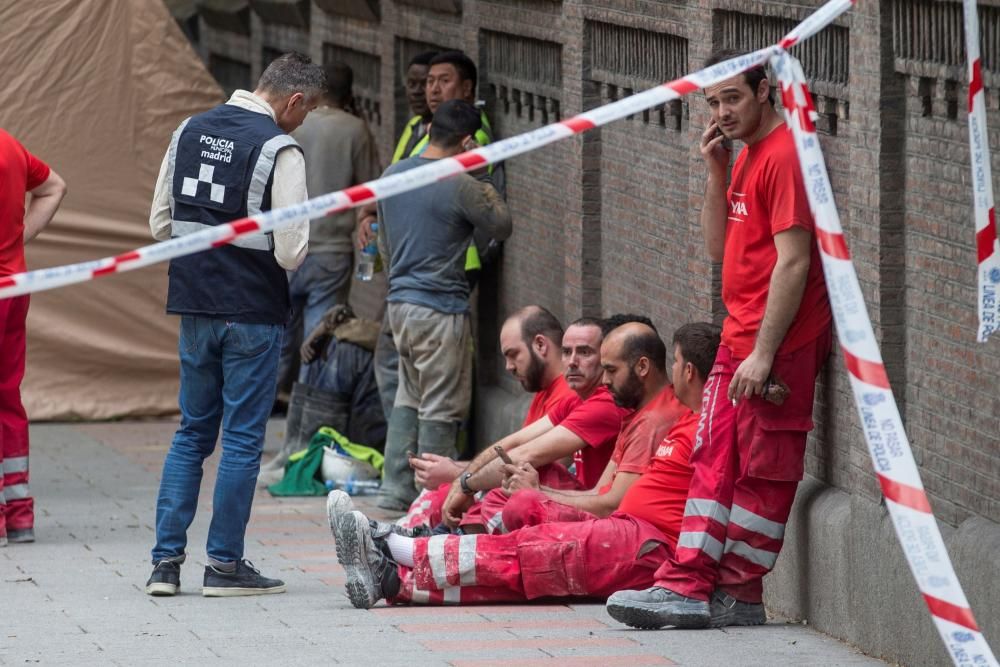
144, 53, 327, 598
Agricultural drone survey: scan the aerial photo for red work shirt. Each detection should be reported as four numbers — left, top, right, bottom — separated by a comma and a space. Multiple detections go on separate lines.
0, 129, 50, 276
522, 374, 578, 427
547, 385, 631, 489
617, 410, 699, 549
721, 125, 832, 358
601, 384, 688, 492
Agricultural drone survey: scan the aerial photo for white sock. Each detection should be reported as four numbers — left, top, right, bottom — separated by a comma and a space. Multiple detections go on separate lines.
385, 532, 415, 567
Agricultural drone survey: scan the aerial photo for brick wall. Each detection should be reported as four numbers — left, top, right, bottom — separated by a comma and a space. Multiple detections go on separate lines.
180, 0, 1000, 528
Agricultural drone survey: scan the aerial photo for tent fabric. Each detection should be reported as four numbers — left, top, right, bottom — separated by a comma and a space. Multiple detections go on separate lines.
0, 0, 223, 419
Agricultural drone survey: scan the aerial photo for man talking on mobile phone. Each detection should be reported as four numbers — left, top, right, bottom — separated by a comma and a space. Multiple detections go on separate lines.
606, 49, 833, 630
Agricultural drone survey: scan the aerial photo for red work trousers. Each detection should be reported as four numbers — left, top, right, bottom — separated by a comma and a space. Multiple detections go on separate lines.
0, 295, 32, 536
655, 331, 831, 603
472, 487, 598, 534
391, 509, 671, 604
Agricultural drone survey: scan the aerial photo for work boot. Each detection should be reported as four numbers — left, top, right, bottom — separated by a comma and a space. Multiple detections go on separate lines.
709, 590, 767, 627
7, 528, 33, 543
378, 405, 419, 510
336, 510, 400, 609
606, 586, 711, 629
145, 559, 182, 596
202, 560, 285, 597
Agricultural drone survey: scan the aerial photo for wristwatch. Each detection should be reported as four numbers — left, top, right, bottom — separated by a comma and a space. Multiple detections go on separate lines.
459, 471, 476, 495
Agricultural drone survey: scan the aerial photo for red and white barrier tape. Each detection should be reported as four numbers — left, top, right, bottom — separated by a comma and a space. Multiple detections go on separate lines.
772, 51, 997, 667
0, 0, 856, 300
964, 0, 1000, 343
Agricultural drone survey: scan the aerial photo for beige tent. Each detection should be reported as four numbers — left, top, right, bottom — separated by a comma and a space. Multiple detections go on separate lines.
0, 0, 223, 419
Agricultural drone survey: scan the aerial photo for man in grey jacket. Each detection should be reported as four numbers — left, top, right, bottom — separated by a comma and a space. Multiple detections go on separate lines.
376, 99, 512, 510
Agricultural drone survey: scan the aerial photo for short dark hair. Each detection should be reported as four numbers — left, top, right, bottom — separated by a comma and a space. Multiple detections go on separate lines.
704, 48, 774, 105
429, 99, 481, 148
568, 316, 604, 332
621, 327, 668, 374
429, 50, 478, 92
409, 50, 439, 68
513, 305, 564, 348
257, 52, 327, 101
672, 322, 722, 381
602, 313, 656, 337
324, 62, 353, 106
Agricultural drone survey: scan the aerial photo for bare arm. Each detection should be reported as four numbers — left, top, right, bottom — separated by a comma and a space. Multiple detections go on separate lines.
540, 466, 638, 518
729, 226, 812, 400
700, 120, 731, 262
471, 425, 586, 491
24, 170, 67, 243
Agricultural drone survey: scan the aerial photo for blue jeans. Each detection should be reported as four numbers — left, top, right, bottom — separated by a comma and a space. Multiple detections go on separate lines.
277, 252, 353, 389
152, 316, 282, 565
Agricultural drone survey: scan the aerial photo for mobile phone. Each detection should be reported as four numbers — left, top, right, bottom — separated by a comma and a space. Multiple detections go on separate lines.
493, 445, 513, 465
714, 126, 733, 151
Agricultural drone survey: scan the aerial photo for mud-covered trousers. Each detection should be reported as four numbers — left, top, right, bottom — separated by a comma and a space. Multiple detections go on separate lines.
391, 491, 670, 604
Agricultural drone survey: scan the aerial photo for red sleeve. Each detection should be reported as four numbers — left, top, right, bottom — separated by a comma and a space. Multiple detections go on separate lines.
766, 135, 812, 236
23, 145, 51, 191
614, 413, 658, 475
546, 393, 582, 425
557, 397, 626, 449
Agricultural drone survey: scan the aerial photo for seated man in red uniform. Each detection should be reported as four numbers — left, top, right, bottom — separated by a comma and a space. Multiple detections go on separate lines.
462, 321, 688, 534
395, 304, 575, 530
327, 322, 720, 608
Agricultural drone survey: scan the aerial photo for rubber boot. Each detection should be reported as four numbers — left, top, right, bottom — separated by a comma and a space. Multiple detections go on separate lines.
377, 405, 419, 511
417, 419, 459, 461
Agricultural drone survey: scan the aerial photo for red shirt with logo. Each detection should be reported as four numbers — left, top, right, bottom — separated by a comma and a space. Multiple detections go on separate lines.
721, 125, 831, 358
617, 410, 699, 549
547, 385, 631, 489
0, 129, 51, 276
522, 374, 578, 427
599, 384, 688, 494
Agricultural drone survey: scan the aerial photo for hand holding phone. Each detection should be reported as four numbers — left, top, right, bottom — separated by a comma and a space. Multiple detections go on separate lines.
493, 445, 513, 465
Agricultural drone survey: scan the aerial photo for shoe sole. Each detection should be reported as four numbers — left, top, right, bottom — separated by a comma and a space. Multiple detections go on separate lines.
336, 512, 377, 609
145, 582, 178, 596
7, 531, 34, 543
326, 490, 355, 546
709, 609, 767, 628
202, 585, 286, 597
606, 600, 710, 630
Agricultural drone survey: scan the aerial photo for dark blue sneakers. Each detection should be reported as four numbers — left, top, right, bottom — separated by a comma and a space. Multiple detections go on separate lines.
202, 560, 286, 597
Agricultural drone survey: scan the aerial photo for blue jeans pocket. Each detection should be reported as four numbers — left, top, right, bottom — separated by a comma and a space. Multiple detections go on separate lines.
226, 322, 278, 357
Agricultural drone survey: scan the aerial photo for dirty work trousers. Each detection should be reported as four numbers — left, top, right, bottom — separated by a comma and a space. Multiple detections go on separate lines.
654, 331, 831, 603
391, 505, 671, 604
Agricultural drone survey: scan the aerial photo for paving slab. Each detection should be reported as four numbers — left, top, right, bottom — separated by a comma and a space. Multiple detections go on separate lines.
0, 421, 888, 666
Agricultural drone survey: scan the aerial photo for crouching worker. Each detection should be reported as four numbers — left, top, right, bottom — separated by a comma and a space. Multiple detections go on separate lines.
326, 323, 719, 607
258, 304, 385, 488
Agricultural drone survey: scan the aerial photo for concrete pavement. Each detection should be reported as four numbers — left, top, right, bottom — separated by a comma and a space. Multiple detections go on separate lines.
1, 421, 889, 666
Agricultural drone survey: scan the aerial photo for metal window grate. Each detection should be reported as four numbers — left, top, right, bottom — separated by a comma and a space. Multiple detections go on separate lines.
480, 30, 563, 124
586, 21, 689, 131
892, 0, 999, 73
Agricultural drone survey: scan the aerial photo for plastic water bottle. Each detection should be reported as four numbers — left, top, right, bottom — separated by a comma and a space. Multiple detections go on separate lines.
334, 477, 381, 496
355, 223, 378, 282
